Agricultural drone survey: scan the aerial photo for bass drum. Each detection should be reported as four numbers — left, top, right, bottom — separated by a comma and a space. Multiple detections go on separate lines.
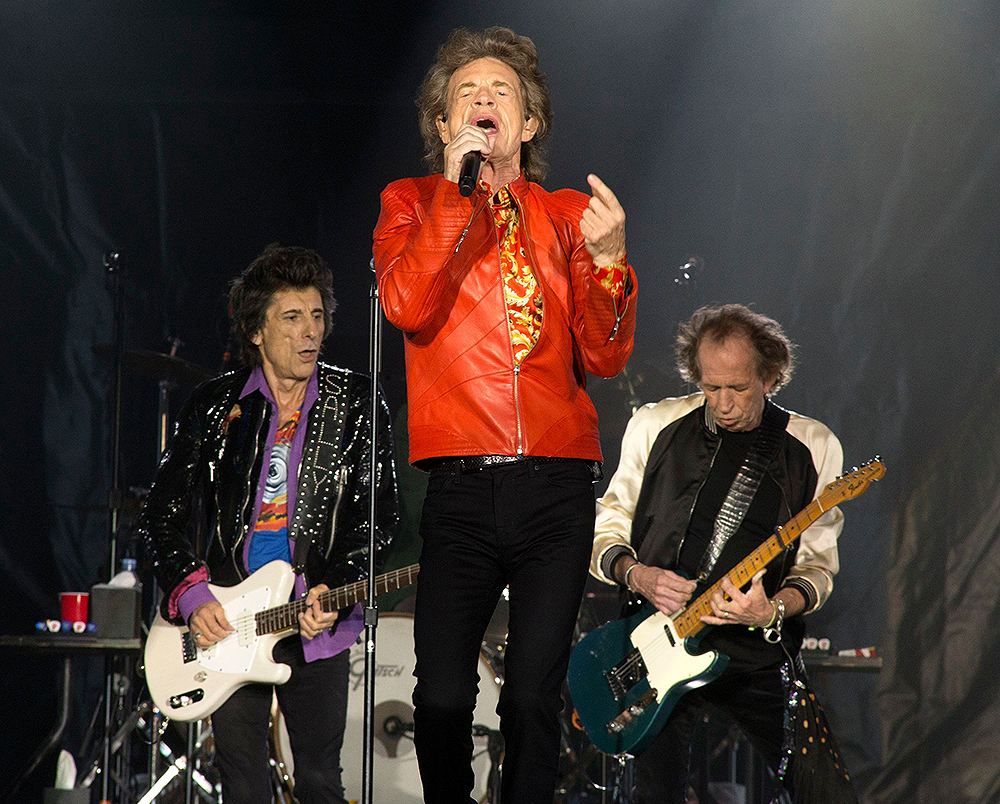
272, 612, 502, 803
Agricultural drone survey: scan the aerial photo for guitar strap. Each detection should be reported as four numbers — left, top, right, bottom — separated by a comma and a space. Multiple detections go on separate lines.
696, 399, 790, 582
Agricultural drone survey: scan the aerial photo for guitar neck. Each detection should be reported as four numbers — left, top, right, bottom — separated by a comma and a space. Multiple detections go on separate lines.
672, 497, 829, 640
255, 564, 420, 636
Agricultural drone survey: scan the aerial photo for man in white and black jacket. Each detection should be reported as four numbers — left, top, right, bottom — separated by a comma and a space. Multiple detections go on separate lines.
590, 303, 857, 804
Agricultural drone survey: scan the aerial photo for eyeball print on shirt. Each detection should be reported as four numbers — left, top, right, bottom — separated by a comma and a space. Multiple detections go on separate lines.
263, 442, 290, 503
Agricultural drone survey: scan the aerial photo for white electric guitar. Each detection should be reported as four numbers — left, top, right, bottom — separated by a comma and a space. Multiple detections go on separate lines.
144, 560, 419, 721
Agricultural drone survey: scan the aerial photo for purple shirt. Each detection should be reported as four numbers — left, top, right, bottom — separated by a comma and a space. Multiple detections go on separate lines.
176, 364, 363, 661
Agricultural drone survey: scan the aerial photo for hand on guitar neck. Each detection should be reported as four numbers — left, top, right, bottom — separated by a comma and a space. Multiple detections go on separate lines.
618, 558, 806, 629
700, 570, 805, 627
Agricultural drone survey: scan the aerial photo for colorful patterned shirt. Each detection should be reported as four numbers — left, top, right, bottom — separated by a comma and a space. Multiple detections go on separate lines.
486, 179, 627, 366
247, 409, 300, 573
175, 365, 364, 664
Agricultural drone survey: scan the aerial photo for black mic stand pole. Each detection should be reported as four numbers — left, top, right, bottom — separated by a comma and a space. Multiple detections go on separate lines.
105, 251, 125, 584
362, 262, 384, 804
103, 251, 126, 803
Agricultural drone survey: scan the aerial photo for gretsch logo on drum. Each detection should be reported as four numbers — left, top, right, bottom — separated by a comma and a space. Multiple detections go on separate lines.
350, 656, 408, 691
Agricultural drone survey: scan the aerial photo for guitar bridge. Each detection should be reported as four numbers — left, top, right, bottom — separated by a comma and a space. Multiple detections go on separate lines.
606, 688, 658, 734
604, 648, 648, 700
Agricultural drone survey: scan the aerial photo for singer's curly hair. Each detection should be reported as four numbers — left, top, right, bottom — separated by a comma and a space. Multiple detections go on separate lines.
416, 26, 552, 183
228, 243, 336, 367
675, 304, 795, 394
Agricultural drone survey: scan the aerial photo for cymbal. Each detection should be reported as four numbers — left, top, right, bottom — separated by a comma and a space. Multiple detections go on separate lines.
92, 345, 213, 386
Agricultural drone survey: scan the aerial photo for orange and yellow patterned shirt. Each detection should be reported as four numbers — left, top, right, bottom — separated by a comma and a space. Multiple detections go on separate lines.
487, 181, 626, 366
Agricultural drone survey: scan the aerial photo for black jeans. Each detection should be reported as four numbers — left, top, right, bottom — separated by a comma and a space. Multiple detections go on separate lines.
412, 459, 596, 804
634, 661, 790, 804
211, 635, 351, 804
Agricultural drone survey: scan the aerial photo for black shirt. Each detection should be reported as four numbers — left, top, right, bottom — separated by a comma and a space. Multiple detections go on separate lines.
679, 425, 788, 673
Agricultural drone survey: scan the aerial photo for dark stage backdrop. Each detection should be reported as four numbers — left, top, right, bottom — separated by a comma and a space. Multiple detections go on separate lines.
1, 1, 998, 801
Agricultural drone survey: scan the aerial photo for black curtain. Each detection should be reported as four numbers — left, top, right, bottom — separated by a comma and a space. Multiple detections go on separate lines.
2, 1, 998, 800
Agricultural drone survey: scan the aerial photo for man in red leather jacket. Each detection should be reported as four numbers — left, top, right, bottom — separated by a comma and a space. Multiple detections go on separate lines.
373, 25, 637, 804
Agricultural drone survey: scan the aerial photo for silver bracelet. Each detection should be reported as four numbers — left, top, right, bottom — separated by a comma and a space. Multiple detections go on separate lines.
623, 562, 639, 593
763, 598, 785, 644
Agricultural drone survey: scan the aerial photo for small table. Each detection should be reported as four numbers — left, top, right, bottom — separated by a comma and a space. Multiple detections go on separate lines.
0, 634, 142, 800
801, 651, 882, 673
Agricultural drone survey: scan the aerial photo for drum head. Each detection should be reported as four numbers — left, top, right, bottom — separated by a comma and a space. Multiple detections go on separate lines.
271, 612, 501, 803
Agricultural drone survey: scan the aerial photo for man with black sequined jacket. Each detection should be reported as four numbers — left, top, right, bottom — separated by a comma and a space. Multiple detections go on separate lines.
137, 244, 398, 804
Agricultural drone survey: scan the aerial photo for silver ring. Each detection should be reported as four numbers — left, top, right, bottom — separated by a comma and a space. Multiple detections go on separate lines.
722, 611, 730, 619
192, 631, 202, 640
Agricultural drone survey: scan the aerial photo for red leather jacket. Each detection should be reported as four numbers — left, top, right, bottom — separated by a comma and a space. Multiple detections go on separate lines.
373, 173, 637, 466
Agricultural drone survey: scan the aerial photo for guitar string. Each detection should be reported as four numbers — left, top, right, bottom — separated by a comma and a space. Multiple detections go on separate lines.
251, 566, 419, 635
609, 509, 817, 682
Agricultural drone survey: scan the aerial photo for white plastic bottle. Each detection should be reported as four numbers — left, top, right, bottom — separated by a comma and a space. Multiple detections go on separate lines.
110, 557, 141, 589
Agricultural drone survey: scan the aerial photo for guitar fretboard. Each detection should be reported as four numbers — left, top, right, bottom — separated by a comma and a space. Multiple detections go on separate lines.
254, 564, 420, 636
671, 495, 833, 640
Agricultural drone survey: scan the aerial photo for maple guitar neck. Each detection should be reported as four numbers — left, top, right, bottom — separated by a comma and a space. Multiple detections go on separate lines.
667, 458, 888, 641
255, 564, 420, 636
671, 493, 837, 641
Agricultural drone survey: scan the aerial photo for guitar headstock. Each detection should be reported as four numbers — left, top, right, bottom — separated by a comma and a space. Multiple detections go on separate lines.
820, 457, 885, 506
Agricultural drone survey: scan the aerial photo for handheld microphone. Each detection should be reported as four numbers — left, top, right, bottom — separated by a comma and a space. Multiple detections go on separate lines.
458, 151, 481, 197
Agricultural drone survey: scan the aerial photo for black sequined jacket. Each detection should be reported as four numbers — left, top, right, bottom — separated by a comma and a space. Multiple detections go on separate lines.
136, 362, 399, 623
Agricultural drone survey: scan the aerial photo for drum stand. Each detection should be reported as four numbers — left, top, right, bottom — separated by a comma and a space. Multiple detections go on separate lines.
471, 724, 504, 804
136, 720, 219, 804
555, 707, 635, 804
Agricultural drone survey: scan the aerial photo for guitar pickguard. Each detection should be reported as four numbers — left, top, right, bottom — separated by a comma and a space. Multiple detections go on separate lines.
196, 584, 274, 675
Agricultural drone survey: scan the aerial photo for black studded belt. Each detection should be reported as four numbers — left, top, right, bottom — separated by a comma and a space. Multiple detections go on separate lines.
422, 454, 602, 480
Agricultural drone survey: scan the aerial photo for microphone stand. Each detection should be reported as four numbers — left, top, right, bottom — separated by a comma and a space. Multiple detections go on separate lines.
105, 251, 125, 584
362, 263, 384, 804
103, 251, 126, 804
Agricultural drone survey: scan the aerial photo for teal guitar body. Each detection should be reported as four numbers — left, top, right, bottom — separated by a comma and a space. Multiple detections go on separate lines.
568, 601, 727, 755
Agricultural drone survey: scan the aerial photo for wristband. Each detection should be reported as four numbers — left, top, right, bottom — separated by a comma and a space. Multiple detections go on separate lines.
763, 598, 785, 644
763, 599, 779, 628
623, 562, 639, 593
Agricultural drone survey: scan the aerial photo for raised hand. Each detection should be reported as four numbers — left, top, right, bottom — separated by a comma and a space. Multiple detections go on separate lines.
580, 174, 626, 267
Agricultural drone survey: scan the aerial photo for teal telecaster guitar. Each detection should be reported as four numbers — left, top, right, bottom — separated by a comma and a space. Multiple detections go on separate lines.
568, 459, 884, 755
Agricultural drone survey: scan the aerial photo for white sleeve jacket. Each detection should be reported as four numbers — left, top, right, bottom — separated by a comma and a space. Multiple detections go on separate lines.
591, 393, 844, 613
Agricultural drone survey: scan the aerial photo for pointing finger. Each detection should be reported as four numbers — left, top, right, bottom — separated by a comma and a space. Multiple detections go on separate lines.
587, 174, 621, 209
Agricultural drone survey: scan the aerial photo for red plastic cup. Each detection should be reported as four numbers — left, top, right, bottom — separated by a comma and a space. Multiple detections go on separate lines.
60, 592, 89, 624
